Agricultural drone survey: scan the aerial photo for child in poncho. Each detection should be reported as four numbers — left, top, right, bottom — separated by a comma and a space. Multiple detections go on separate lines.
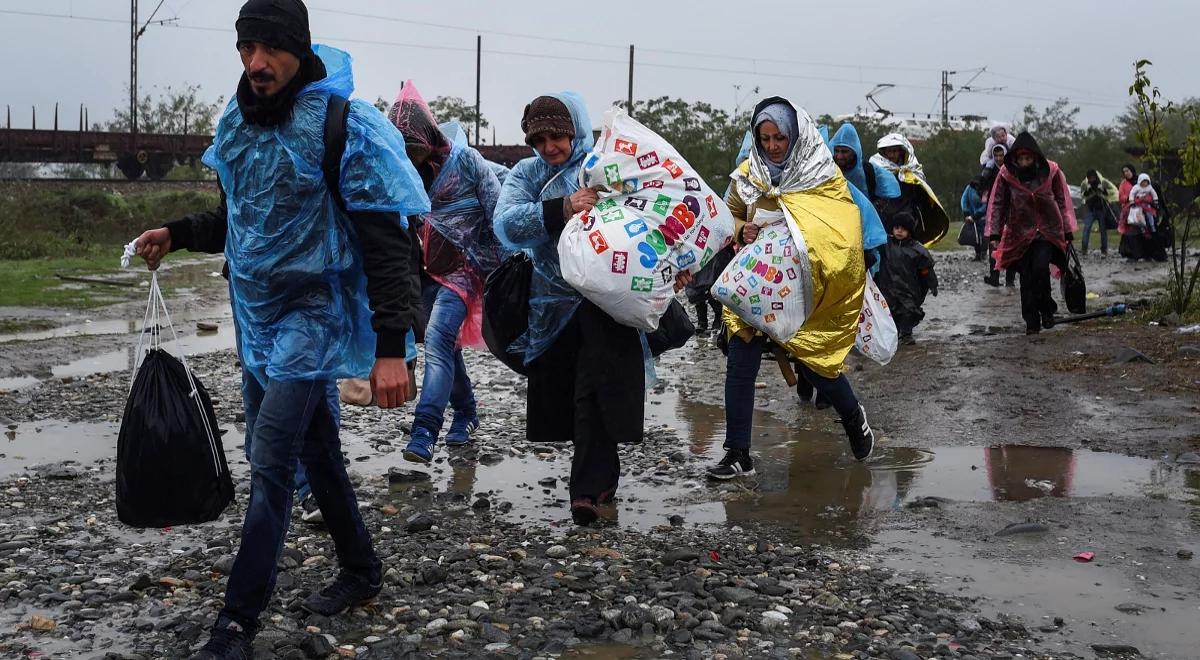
876, 212, 938, 345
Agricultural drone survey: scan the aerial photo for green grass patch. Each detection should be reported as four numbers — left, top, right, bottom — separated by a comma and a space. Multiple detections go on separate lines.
0, 318, 59, 334
0, 249, 145, 308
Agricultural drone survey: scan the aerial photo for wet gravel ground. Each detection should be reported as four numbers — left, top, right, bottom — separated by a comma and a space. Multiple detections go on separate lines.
0, 247, 1193, 659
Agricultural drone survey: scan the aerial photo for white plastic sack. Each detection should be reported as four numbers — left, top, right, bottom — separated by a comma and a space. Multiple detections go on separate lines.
710, 210, 813, 344
855, 272, 897, 365
1127, 207, 1146, 227
559, 109, 736, 331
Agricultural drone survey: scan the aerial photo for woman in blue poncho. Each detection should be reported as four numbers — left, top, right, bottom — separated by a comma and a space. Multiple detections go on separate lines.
493, 93, 645, 525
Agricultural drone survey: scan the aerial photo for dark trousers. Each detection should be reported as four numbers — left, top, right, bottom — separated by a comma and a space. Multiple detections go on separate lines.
221, 374, 381, 632
1017, 239, 1065, 331
526, 301, 644, 502
723, 335, 860, 450
1081, 206, 1109, 253
989, 251, 1017, 285
693, 297, 722, 330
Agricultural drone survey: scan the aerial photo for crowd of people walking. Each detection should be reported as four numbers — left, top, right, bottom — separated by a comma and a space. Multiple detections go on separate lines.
123, 2, 1173, 657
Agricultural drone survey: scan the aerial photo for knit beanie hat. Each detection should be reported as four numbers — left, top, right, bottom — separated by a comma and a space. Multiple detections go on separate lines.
236, 0, 312, 61
892, 211, 917, 233
521, 96, 575, 146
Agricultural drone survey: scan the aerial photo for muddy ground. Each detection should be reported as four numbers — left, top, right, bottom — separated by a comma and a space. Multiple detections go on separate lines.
0, 247, 1197, 659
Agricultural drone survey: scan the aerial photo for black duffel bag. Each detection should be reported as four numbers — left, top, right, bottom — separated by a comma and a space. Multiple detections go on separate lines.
1061, 244, 1087, 315
957, 219, 980, 248
482, 251, 534, 375
117, 348, 233, 527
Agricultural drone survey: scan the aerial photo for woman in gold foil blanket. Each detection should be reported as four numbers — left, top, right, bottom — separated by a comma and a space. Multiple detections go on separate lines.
707, 97, 876, 481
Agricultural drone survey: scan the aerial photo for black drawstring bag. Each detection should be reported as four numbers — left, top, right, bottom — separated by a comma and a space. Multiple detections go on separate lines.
646, 299, 695, 356
482, 251, 533, 375
957, 221, 980, 248
1061, 244, 1087, 315
116, 274, 232, 527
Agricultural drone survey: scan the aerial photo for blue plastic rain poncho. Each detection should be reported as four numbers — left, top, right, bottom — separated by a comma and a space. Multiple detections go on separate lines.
819, 124, 888, 262
203, 45, 430, 384
829, 124, 900, 204
493, 92, 593, 364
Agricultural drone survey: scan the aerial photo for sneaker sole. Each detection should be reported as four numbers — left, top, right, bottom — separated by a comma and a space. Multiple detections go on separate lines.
402, 450, 432, 464
706, 468, 756, 481
443, 437, 472, 447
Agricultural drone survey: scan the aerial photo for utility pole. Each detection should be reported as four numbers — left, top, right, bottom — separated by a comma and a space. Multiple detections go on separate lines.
474, 35, 481, 147
940, 70, 955, 124
627, 45, 635, 117
130, 0, 138, 149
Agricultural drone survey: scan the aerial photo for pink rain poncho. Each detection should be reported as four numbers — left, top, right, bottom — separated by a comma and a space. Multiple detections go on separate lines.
984, 132, 1078, 270
389, 83, 504, 349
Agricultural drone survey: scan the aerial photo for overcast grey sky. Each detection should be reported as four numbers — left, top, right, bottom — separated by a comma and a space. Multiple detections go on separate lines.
2, 0, 1197, 143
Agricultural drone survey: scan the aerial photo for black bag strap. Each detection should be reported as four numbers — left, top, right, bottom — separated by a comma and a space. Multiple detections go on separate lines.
323, 94, 351, 213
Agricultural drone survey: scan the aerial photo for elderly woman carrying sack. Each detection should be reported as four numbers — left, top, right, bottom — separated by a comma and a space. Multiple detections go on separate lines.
708, 97, 876, 481
493, 93, 653, 526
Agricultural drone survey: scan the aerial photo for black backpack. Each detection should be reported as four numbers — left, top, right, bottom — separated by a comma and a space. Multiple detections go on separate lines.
323, 95, 351, 212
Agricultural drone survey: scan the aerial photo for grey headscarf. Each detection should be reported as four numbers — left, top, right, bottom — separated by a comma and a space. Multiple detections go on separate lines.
754, 103, 800, 186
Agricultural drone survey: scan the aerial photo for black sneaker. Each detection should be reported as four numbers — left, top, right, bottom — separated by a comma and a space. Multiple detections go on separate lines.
301, 572, 381, 616
841, 405, 875, 461
188, 620, 253, 660
900, 333, 916, 346
299, 494, 324, 525
1041, 312, 1056, 329
706, 448, 755, 480
983, 274, 1000, 287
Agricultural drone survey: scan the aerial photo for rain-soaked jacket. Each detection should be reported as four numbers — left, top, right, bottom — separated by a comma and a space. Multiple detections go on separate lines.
203, 45, 430, 384
493, 92, 593, 365
985, 132, 1078, 270
723, 96, 865, 379
876, 236, 937, 329
389, 83, 504, 348
869, 133, 950, 247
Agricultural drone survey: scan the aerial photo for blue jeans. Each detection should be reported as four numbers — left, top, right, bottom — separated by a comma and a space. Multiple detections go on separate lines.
1082, 206, 1109, 253
221, 373, 381, 632
413, 282, 476, 437
240, 371, 339, 501
724, 334, 861, 450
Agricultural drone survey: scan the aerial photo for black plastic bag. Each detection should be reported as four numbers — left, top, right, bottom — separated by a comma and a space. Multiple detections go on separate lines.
1061, 244, 1087, 315
956, 220, 979, 248
116, 349, 233, 527
482, 251, 533, 375
646, 299, 695, 357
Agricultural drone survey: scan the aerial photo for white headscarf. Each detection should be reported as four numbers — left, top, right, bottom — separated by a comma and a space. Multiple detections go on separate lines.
871, 133, 927, 185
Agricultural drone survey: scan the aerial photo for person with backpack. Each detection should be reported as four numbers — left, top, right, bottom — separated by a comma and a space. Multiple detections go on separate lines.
387, 83, 504, 463
829, 123, 902, 211
986, 132, 1077, 335
132, 2, 430, 656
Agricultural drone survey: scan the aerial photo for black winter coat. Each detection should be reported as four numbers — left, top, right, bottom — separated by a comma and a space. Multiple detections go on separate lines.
875, 236, 937, 327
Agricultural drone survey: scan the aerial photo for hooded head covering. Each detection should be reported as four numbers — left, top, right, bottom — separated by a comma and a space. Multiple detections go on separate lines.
871, 133, 926, 183
388, 81, 451, 182
753, 101, 802, 185
1122, 163, 1138, 182
829, 123, 868, 192
1137, 173, 1152, 186
737, 96, 837, 200
988, 121, 1013, 142
1005, 131, 1050, 183
525, 92, 592, 175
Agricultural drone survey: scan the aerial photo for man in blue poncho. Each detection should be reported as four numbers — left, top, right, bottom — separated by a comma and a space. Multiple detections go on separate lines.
133, 1, 430, 657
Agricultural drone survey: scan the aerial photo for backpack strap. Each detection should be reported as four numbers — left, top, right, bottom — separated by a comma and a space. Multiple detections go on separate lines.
323, 94, 351, 213
862, 160, 877, 200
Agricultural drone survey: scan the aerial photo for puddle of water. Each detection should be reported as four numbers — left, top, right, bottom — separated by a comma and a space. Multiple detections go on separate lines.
1, 421, 120, 478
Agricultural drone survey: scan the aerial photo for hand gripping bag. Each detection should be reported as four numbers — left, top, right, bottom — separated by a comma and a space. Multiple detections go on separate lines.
558, 109, 736, 331
711, 209, 814, 344
855, 272, 898, 365
116, 273, 233, 527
